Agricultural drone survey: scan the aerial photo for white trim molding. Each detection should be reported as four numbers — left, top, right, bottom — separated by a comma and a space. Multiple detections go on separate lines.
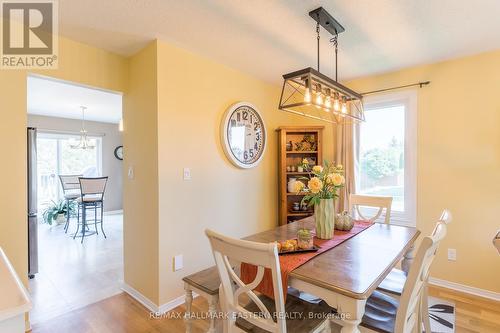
429, 277, 500, 301
121, 282, 198, 314
121, 282, 160, 313
158, 294, 191, 314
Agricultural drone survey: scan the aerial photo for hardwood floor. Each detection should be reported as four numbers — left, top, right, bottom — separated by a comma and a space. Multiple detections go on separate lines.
428, 286, 500, 333
29, 212, 123, 324
31, 292, 209, 333
31, 285, 500, 333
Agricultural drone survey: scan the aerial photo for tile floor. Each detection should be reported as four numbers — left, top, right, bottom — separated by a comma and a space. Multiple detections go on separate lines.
29, 212, 123, 324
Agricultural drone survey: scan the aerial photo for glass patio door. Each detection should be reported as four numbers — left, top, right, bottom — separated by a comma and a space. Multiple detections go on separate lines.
36, 132, 102, 212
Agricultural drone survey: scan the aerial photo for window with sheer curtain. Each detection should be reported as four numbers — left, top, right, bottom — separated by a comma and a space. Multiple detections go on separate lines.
356, 90, 417, 226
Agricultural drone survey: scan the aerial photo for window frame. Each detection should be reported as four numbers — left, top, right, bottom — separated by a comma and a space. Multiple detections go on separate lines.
37, 131, 103, 206
356, 90, 417, 227
38, 131, 103, 175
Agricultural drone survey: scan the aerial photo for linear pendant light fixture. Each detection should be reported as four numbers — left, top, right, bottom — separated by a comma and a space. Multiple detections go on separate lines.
70, 106, 95, 149
279, 7, 364, 124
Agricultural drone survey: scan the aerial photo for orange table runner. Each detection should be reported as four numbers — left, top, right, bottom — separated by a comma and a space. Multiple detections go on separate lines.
240, 221, 373, 301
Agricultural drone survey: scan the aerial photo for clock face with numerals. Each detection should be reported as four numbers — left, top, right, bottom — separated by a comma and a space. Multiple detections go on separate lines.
221, 102, 266, 168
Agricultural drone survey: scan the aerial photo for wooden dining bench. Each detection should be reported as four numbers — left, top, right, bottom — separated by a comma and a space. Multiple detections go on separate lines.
182, 266, 220, 333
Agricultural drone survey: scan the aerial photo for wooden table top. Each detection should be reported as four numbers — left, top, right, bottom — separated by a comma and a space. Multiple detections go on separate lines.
244, 217, 420, 300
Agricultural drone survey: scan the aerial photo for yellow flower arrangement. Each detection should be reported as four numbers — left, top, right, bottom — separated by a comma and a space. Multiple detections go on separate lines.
299, 161, 345, 207
293, 180, 305, 193
307, 177, 323, 193
312, 165, 323, 174
326, 173, 345, 186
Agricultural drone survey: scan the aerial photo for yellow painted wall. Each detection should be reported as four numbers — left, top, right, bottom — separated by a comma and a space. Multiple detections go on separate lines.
0, 32, 333, 309
8, 27, 493, 310
0, 35, 127, 288
347, 50, 500, 293
156, 40, 335, 303
122, 42, 160, 304
0, 70, 27, 284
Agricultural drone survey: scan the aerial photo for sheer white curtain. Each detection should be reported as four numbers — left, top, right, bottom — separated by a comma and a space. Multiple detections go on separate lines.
334, 122, 359, 212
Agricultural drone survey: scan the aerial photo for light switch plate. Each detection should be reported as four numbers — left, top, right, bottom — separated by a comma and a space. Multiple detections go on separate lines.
447, 248, 457, 261
174, 254, 183, 271
183, 168, 191, 180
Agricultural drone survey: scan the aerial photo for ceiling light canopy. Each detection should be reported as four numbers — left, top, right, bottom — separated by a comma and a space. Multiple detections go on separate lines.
279, 7, 364, 124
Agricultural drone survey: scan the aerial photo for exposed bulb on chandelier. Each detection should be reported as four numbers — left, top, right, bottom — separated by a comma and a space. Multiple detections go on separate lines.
323, 89, 331, 110
341, 96, 348, 115
315, 93, 323, 108
333, 93, 340, 111
304, 87, 311, 103
315, 85, 323, 108
324, 95, 332, 110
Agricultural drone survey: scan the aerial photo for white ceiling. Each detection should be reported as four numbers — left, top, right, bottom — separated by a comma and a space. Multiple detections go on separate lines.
57, 0, 500, 83
27, 75, 122, 123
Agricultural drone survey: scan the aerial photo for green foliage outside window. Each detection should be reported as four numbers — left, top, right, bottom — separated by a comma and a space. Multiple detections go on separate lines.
361, 137, 403, 180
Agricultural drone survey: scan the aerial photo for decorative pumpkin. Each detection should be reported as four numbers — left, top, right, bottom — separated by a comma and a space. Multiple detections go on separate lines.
335, 211, 354, 231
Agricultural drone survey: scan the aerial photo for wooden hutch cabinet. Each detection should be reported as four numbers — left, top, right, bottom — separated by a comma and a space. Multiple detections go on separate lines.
276, 126, 324, 225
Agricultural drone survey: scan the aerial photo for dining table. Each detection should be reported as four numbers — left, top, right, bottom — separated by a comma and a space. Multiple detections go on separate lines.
243, 216, 420, 333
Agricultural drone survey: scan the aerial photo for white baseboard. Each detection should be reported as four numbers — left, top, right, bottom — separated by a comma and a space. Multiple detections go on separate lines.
159, 291, 199, 313
105, 209, 123, 215
429, 277, 500, 301
159, 295, 187, 313
121, 282, 160, 313
121, 282, 198, 314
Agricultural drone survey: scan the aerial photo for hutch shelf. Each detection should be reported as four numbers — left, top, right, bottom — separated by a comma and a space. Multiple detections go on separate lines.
276, 126, 324, 225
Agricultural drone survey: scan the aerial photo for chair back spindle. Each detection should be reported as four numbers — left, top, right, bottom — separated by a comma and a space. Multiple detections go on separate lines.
206, 229, 286, 333
349, 194, 393, 224
395, 212, 450, 333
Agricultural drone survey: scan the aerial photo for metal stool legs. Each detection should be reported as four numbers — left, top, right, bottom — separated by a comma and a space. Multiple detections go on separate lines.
73, 204, 80, 240
81, 204, 86, 244
94, 202, 106, 238
100, 202, 106, 238
94, 204, 98, 235
64, 199, 73, 233
72, 201, 105, 243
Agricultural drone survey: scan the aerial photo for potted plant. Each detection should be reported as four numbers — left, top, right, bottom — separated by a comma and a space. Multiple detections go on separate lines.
297, 158, 310, 172
42, 200, 76, 225
298, 162, 345, 239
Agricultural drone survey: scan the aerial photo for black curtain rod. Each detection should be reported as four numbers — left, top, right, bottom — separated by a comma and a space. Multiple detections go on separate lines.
361, 81, 430, 96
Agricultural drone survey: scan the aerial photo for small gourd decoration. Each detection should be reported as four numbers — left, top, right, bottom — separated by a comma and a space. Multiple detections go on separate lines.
335, 211, 354, 231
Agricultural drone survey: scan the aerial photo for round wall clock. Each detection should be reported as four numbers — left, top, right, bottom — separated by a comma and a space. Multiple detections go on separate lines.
221, 102, 267, 169
114, 146, 123, 160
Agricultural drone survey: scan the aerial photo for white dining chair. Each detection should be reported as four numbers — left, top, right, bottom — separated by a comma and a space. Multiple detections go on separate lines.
349, 194, 393, 224
205, 229, 332, 333
369, 209, 452, 333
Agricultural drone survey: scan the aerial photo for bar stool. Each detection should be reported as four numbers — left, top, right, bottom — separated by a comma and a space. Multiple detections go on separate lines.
73, 177, 108, 244
59, 174, 82, 233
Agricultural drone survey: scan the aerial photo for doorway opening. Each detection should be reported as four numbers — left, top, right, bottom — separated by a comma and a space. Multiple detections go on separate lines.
26, 74, 124, 324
